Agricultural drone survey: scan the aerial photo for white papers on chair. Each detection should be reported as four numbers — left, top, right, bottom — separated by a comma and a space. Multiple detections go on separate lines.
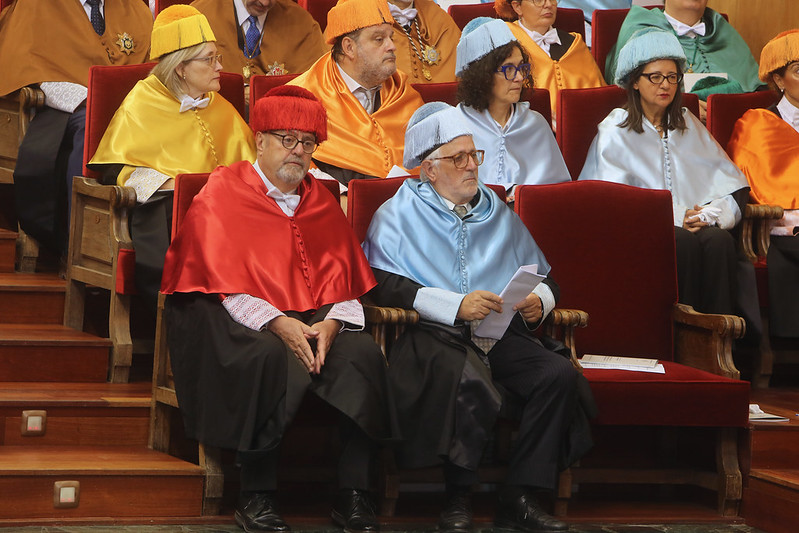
749, 404, 789, 422
579, 354, 665, 373
473, 264, 544, 340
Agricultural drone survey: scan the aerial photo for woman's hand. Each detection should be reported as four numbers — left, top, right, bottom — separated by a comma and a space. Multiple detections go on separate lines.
683, 204, 708, 233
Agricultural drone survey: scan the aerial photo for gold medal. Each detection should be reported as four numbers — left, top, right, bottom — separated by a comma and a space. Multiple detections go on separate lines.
423, 45, 440, 67
422, 66, 432, 81
243, 64, 251, 80
115, 32, 135, 55
266, 61, 287, 76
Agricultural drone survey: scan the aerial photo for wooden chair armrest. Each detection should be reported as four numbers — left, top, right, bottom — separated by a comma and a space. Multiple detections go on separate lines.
72, 176, 137, 211
19, 86, 46, 110
363, 304, 420, 325
544, 308, 589, 371
742, 203, 784, 260
672, 303, 745, 379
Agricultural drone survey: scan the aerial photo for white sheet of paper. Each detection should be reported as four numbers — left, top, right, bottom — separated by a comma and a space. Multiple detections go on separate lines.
580, 361, 666, 374
473, 264, 544, 339
683, 72, 727, 92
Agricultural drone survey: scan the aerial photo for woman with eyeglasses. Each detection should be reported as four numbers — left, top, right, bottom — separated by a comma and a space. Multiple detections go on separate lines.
580, 29, 750, 316
454, 18, 570, 202
727, 30, 799, 338
494, 0, 605, 122
90, 5, 254, 312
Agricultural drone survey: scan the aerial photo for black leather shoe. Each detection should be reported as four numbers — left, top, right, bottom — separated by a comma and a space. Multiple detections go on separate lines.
331, 488, 380, 533
438, 488, 473, 533
494, 492, 568, 532
235, 492, 291, 532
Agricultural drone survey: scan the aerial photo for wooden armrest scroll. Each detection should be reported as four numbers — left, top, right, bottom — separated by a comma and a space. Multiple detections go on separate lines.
363, 304, 420, 325
672, 303, 744, 379
544, 308, 589, 371
742, 203, 784, 260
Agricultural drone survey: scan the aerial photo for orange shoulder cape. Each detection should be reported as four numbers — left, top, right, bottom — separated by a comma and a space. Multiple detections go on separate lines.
728, 108, 799, 209
508, 22, 605, 118
0, 0, 152, 96
161, 161, 376, 311
290, 53, 424, 177
393, 0, 461, 84
192, 0, 328, 78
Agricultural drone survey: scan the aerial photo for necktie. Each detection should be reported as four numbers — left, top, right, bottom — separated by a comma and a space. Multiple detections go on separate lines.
453, 205, 468, 219
86, 0, 105, 36
244, 15, 262, 58
179, 95, 211, 113
674, 21, 706, 37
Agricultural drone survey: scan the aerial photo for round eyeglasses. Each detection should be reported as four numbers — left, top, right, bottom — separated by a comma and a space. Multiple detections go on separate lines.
640, 72, 684, 85
431, 150, 485, 169
186, 53, 223, 66
269, 132, 319, 154
496, 63, 532, 81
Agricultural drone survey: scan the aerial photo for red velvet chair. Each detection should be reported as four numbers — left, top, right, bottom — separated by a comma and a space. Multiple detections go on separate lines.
554, 7, 586, 41
515, 180, 749, 516
448, 2, 497, 30
66, 64, 246, 382
249, 73, 299, 106
298, 0, 336, 31
707, 91, 783, 388
412, 81, 553, 128
556, 85, 699, 179
590, 8, 629, 80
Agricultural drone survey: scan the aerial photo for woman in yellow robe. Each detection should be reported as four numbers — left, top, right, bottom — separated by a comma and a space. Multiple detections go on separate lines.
495, 0, 605, 123
90, 6, 255, 311
728, 30, 799, 337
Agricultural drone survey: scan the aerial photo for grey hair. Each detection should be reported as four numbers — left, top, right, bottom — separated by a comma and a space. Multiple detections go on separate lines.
418, 146, 442, 182
151, 42, 208, 98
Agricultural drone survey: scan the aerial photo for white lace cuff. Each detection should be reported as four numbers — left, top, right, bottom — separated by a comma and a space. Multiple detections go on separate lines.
40, 82, 88, 113
325, 299, 365, 331
126, 167, 173, 203
221, 293, 284, 331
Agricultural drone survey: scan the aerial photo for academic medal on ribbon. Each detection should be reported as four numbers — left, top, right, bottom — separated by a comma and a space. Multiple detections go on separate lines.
116, 33, 136, 55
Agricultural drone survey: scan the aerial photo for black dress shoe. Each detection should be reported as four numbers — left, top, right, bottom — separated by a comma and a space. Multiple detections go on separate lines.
494, 492, 568, 532
331, 488, 380, 533
234, 492, 291, 532
438, 488, 473, 533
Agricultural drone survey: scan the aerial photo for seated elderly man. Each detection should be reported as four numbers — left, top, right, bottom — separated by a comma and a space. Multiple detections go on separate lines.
388, 0, 461, 83
606, 0, 764, 117
363, 102, 589, 532
0, 0, 152, 257
161, 86, 397, 533
291, 0, 424, 184
191, 0, 328, 83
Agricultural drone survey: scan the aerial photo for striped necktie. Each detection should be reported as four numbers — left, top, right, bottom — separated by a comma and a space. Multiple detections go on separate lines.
86, 0, 105, 36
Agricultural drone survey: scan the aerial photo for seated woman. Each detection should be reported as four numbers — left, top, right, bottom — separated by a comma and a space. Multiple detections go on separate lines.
494, 0, 605, 122
728, 29, 799, 338
90, 6, 255, 311
455, 18, 571, 201
579, 28, 750, 317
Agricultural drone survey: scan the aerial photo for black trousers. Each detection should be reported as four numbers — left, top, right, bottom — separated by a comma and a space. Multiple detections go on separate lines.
768, 235, 799, 337
675, 225, 737, 315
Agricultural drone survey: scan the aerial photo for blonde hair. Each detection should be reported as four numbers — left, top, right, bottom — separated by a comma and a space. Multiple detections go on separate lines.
151, 42, 208, 98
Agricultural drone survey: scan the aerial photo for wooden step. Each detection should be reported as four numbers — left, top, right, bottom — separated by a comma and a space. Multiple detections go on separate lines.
0, 325, 110, 382
743, 469, 799, 533
744, 389, 799, 473
0, 382, 150, 447
0, 446, 204, 519
0, 272, 65, 324
0, 229, 14, 273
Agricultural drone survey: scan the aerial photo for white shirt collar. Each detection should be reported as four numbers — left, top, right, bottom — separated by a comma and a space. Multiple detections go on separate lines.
516, 22, 560, 54
388, 2, 417, 27
777, 95, 799, 133
664, 12, 706, 38
234, 0, 268, 32
336, 63, 381, 113
252, 161, 301, 216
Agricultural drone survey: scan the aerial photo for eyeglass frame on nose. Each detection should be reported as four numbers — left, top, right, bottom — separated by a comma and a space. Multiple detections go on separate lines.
185, 53, 223, 66
495, 63, 532, 81
639, 72, 684, 85
519, 0, 558, 8
430, 150, 485, 169
268, 132, 319, 154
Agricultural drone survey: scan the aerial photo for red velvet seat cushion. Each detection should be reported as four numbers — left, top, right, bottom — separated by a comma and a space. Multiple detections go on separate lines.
585, 361, 749, 427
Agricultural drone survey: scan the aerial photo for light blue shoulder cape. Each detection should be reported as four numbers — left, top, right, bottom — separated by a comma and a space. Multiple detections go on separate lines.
362, 178, 550, 295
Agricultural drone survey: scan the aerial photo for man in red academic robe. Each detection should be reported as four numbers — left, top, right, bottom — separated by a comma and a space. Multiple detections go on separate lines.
161, 86, 396, 533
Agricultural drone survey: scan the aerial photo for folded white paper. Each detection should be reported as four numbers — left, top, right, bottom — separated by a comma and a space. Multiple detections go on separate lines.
473, 264, 544, 340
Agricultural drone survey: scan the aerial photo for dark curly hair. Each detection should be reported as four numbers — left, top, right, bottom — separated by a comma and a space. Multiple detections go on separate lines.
456, 41, 532, 112
619, 62, 687, 134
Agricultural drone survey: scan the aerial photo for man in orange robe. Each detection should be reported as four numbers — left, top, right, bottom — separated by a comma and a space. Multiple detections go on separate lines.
290, 0, 425, 184
0, 0, 152, 255
191, 0, 328, 83
388, 0, 461, 83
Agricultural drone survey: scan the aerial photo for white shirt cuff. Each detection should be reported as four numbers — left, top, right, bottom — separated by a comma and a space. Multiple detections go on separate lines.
221, 293, 284, 331
325, 299, 365, 331
40, 82, 88, 113
706, 195, 741, 230
533, 283, 556, 320
413, 287, 465, 326
126, 167, 172, 203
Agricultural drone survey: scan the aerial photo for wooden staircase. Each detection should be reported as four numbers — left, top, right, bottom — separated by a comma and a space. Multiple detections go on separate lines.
0, 227, 204, 523
742, 388, 799, 532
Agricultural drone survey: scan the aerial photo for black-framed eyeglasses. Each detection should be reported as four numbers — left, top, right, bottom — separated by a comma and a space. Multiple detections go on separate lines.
269, 132, 318, 154
496, 63, 531, 81
430, 150, 485, 169
186, 53, 223, 66
640, 72, 683, 85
